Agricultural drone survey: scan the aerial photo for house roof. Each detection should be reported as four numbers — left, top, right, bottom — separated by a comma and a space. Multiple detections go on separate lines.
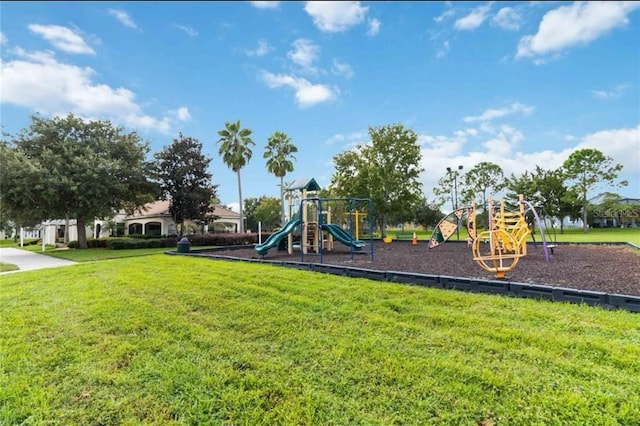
126, 200, 242, 221
211, 205, 241, 220
285, 178, 321, 192
589, 193, 640, 205
127, 200, 171, 219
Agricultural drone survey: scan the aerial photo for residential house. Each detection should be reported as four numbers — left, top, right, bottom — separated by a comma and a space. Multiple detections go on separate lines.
123, 200, 243, 235
33, 201, 243, 245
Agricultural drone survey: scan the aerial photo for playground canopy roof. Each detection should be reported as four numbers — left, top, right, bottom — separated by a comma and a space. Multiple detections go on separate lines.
285, 178, 321, 192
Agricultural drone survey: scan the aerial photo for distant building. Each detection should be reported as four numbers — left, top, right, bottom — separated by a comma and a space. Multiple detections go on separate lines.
589, 193, 640, 228
31, 201, 244, 245
123, 200, 243, 235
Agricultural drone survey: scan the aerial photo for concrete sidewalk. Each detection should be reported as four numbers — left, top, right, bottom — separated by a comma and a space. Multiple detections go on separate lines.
0, 248, 76, 273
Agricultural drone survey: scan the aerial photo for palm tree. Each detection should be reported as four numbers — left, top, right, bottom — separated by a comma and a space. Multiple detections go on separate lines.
217, 120, 255, 233
264, 131, 298, 225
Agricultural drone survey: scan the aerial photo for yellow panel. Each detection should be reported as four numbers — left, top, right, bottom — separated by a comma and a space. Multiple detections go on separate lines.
438, 220, 457, 240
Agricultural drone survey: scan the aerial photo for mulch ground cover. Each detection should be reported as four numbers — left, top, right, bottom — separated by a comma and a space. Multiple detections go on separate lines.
207, 240, 640, 297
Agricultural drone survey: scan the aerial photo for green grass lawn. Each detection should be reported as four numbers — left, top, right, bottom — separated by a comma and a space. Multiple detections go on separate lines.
0, 262, 18, 272
1, 255, 639, 424
9, 245, 218, 262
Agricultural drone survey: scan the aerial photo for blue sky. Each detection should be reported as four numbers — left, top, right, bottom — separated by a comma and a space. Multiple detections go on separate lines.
1, 1, 639, 211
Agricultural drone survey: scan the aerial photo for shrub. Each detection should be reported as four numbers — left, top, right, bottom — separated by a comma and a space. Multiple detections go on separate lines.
126, 233, 164, 240
187, 232, 269, 247
87, 238, 110, 248
67, 234, 261, 250
105, 238, 175, 250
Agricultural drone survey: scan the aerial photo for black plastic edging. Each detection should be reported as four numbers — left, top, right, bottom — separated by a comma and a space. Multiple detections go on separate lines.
387, 271, 442, 288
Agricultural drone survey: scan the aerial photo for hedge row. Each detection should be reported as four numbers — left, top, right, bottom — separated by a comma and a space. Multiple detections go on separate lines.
67, 233, 272, 250
186, 232, 270, 247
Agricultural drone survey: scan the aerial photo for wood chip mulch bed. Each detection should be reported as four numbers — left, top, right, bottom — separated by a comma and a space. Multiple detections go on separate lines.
206, 241, 640, 297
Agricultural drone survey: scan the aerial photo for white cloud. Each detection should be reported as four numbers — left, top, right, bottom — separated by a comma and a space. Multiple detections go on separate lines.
0, 32, 7, 45
28, 24, 95, 55
260, 70, 337, 108
246, 39, 273, 57
576, 126, 640, 174
287, 38, 320, 74
367, 18, 381, 36
418, 124, 640, 202
226, 202, 240, 213
325, 130, 366, 148
0, 48, 179, 133
304, 1, 368, 33
516, 2, 640, 61
108, 9, 138, 29
463, 102, 534, 123
589, 84, 631, 100
454, 3, 493, 30
436, 40, 450, 58
325, 133, 345, 145
248, 1, 280, 9
434, 8, 456, 23
491, 7, 522, 30
175, 24, 198, 37
331, 58, 353, 79
175, 107, 191, 121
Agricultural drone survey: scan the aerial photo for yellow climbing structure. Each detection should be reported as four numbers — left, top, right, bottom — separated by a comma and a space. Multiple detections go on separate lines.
471, 195, 531, 278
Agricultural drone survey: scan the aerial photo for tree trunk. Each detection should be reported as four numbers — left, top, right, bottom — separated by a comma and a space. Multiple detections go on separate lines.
77, 218, 88, 249
237, 171, 244, 233
381, 215, 388, 238
280, 175, 286, 225
582, 191, 589, 233
64, 217, 70, 244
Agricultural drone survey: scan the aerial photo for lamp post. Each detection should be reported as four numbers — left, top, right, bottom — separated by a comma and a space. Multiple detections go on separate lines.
446, 165, 464, 240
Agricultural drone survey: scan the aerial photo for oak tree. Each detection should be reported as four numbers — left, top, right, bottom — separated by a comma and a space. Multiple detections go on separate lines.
0, 113, 155, 249
329, 123, 424, 237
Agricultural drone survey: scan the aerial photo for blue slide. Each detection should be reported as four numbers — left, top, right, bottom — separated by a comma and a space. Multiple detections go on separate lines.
322, 224, 366, 249
255, 218, 301, 255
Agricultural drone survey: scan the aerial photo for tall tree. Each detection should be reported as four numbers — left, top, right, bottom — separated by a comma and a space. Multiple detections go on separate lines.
264, 131, 298, 225
153, 133, 218, 236
0, 113, 155, 248
506, 170, 539, 206
413, 197, 444, 230
253, 196, 282, 231
432, 173, 455, 211
329, 123, 424, 237
506, 166, 574, 233
460, 161, 505, 208
561, 148, 626, 233
217, 120, 255, 233
243, 197, 261, 232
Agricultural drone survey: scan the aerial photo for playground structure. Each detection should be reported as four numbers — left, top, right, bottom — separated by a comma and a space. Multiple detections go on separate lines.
429, 194, 555, 278
254, 178, 374, 262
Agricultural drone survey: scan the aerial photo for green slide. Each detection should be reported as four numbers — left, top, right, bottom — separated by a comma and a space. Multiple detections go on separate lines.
255, 218, 301, 256
322, 224, 366, 249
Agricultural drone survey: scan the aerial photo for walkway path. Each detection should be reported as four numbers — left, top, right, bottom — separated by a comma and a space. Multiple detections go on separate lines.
0, 248, 76, 273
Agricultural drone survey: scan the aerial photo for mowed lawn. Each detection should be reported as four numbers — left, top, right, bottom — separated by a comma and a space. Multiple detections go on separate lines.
1, 255, 640, 425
